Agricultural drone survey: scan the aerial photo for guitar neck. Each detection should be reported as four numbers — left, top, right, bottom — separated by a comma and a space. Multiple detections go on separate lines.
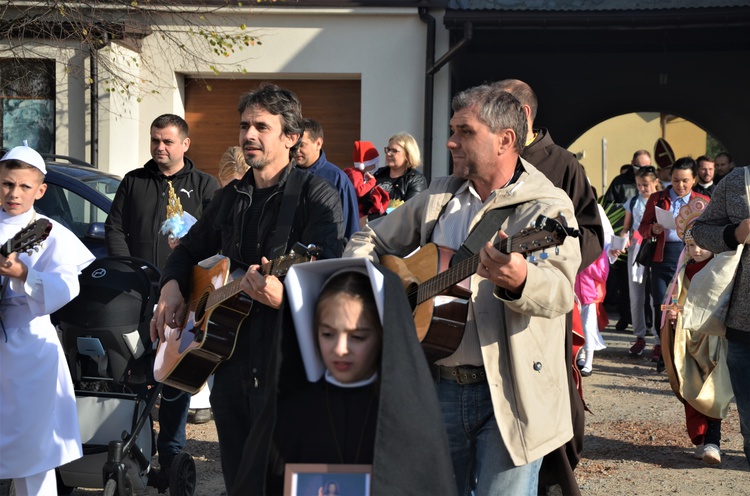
203, 257, 288, 309
416, 237, 512, 306
206, 277, 244, 308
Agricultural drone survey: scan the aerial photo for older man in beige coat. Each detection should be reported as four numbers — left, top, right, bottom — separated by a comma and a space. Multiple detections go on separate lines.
344, 86, 581, 495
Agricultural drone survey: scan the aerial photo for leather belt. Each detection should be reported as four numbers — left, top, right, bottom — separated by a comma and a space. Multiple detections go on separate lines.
432, 364, 487, 385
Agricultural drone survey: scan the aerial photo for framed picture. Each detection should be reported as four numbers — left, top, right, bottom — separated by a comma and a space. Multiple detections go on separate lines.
284, 464, 372, 496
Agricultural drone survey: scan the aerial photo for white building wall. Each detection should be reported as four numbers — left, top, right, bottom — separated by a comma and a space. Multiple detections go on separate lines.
97, 43, 143, 177
133, 6, 452, 177
3, 6, 453, 178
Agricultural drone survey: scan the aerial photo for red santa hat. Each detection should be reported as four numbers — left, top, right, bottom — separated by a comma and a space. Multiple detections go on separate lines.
353, 140, 380, 171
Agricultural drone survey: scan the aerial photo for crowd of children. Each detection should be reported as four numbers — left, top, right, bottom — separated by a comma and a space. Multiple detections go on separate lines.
593, 154, 742, 467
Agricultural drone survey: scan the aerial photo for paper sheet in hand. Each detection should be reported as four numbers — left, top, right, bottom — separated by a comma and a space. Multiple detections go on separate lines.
610, 235, 627, 251
655, 206, 676, 230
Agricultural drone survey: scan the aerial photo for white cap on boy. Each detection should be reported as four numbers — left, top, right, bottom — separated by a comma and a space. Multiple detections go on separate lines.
0, 140, 47, 175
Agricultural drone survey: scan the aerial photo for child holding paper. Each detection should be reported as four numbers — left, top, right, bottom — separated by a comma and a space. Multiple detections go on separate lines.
610, 166, 662, 357
638, 157, 709, 371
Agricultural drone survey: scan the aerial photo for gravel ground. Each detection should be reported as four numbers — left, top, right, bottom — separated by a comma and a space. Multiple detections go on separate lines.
575, 324, 748, 496
4, 317, 747, 495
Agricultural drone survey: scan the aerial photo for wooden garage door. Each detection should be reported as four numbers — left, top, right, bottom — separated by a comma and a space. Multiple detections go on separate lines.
185, 78, 361, 180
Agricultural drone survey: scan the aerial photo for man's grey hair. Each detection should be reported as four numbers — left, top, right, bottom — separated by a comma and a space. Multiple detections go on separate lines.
451, 85, 528, 155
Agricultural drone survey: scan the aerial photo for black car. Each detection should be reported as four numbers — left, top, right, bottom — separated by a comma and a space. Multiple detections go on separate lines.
34, 155, 121, 258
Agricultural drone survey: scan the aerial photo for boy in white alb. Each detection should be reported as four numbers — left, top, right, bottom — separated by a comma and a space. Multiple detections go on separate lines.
0, 143, 95, 495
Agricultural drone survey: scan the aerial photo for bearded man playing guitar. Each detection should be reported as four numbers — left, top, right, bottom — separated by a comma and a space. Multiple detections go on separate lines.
151, 83, 344, 494
344, 86, 581, 496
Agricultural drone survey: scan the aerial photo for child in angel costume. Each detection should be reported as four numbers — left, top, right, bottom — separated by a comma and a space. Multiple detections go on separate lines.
0, 143, 95, 495
660, 196, 733, 465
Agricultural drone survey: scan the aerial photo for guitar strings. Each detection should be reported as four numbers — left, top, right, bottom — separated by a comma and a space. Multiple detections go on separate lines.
179, 256, 298, 312
406, 238, 508, 305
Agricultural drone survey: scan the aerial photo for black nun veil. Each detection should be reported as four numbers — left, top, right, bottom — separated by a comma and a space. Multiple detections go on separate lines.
230, 258, 457, 495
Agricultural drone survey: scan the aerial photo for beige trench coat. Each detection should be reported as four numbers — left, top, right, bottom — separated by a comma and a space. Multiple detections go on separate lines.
344, 159, 581, 465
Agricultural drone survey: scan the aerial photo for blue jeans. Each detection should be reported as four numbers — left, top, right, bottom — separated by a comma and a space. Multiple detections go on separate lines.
726, 335, 750, 466
436, 379, 542, 496
210, 358, 266, 494
157, 385, 190, 466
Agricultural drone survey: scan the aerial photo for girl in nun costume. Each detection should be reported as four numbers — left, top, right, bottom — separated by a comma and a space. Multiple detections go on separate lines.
231, 258, 457, 495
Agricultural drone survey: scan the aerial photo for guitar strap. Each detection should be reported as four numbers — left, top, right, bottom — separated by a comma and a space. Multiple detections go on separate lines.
451, 204, 522, 266
268, 167, 311, 260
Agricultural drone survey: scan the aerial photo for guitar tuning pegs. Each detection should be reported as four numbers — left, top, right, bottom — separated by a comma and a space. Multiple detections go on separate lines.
528, 254, 536, 263
539, 251, 549, 260
555, 246, 560, 255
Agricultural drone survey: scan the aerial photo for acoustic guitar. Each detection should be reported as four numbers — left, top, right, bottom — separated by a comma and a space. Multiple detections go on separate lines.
380, 215, 578, 362
153, 243, 319, 393
1, 218, 52, 258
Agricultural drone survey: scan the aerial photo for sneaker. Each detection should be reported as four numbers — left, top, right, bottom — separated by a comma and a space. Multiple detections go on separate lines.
650, 344, 662, 362
580, 367, 592, 377
702, 443, 721, 464
189, 408, 212, 425
630, 338, 647, 356
693, 444, 704, 459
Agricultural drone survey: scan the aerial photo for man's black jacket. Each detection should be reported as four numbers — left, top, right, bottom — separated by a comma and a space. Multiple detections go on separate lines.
105, 157, 220, 269
523, 128, 604, 270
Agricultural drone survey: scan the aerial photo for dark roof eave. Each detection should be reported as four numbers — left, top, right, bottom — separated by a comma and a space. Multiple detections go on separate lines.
443, 7, 750, 30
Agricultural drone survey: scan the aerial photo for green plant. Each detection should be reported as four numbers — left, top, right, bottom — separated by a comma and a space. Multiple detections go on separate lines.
598, 198, 627, 262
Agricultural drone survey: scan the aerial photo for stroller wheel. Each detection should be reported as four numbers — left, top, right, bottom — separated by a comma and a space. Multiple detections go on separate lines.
102, 479, 117, 496
169, 451, 197, 496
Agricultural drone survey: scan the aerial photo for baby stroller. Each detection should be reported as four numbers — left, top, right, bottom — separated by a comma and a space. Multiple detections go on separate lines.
56, 256, 196, 496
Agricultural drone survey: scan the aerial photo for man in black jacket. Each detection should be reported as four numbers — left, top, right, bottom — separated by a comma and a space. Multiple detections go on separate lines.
493, 80, 602, 270
151, 83, 344, 494
693, 155, 716, 198
603, 150, 651, 208
493, 79, 604, 496
105, 114, 219, 489
106, 114, 219, 268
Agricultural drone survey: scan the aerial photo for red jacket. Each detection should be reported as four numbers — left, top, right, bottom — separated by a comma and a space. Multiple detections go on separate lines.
637, 188, 710, 263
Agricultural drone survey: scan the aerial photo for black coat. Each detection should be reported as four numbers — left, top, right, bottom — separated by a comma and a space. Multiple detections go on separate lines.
159, 164, 344, 383
230, 264, 457, 496
603, 167, 638, 209
373, 167, 428, 203
105, 157, 219, 269
523, 128, 604, 271
161, 164, 344, 294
